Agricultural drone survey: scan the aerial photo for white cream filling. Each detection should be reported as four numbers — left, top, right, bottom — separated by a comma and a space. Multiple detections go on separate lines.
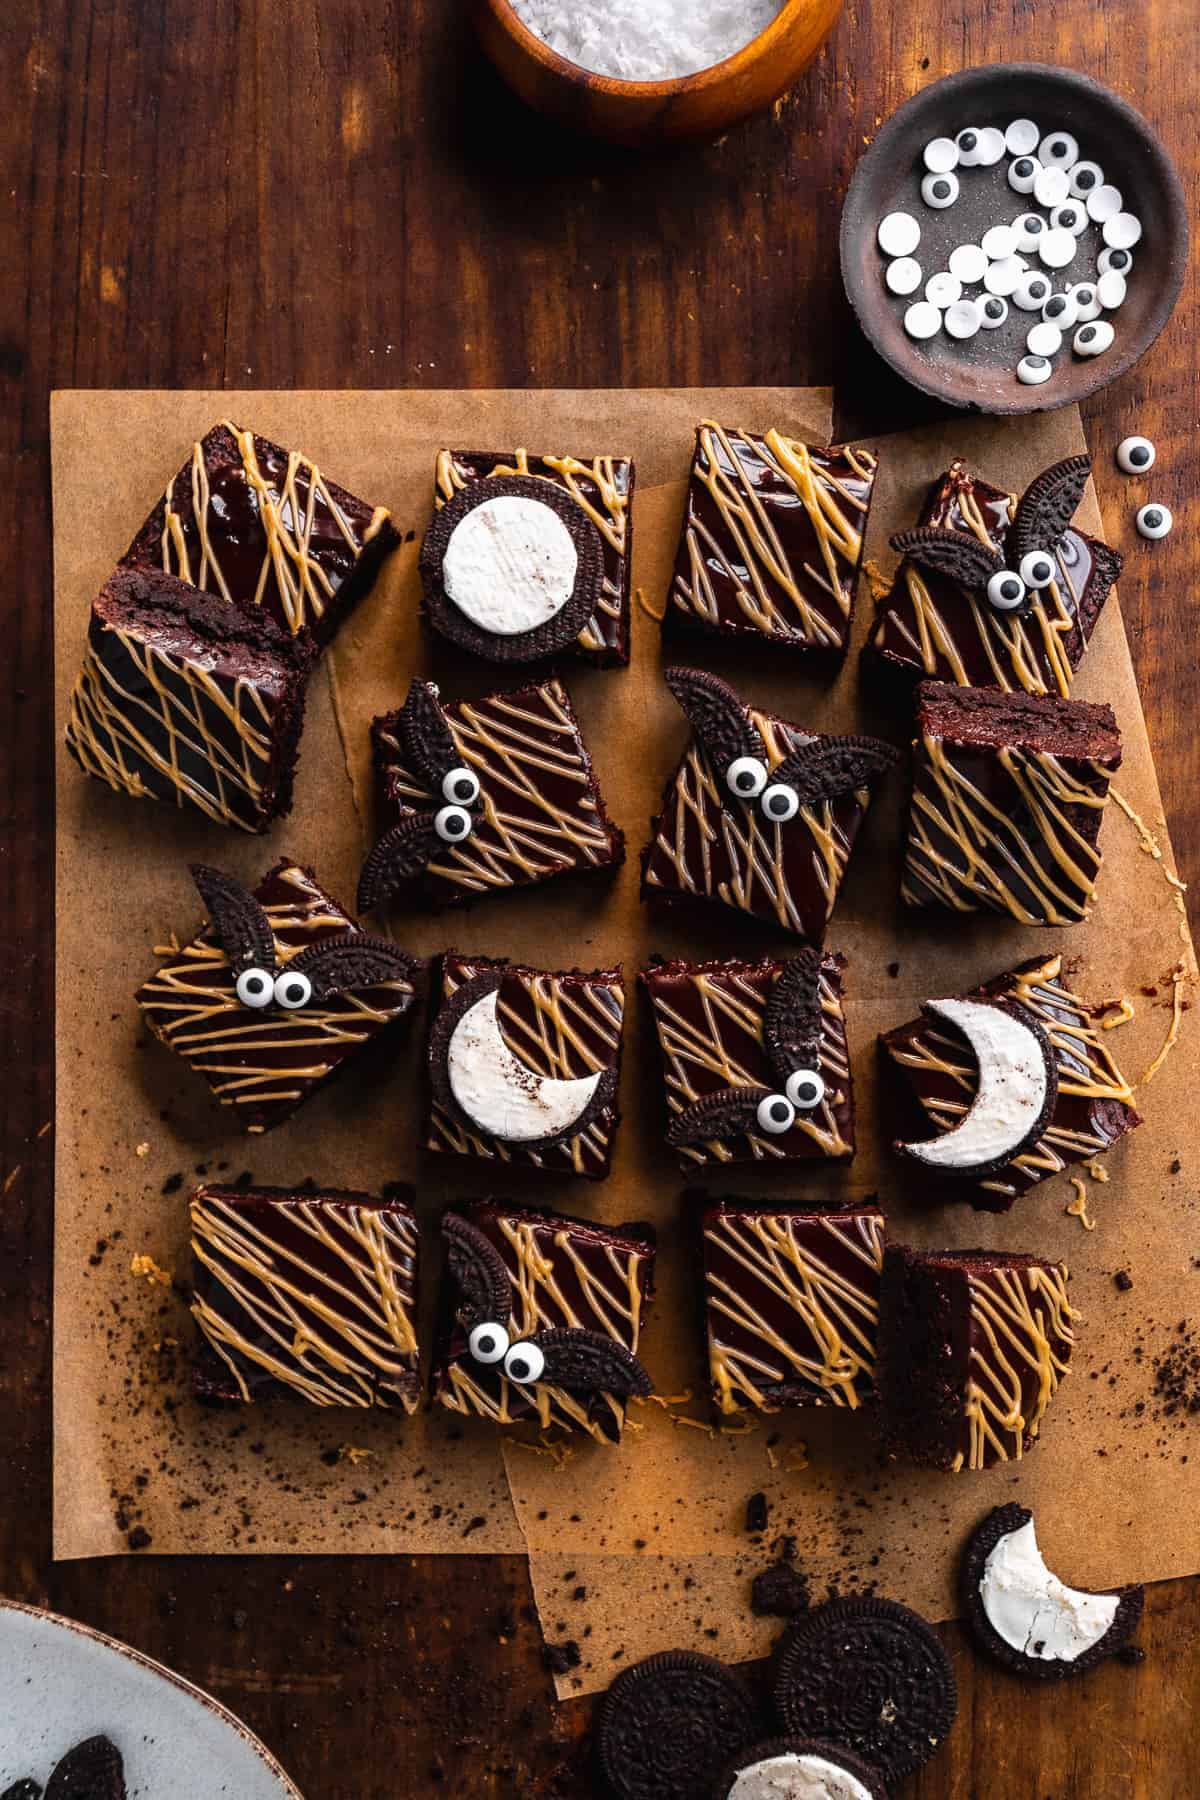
442, 494, 577, 636
981, 1518, 1119, 1662
902, 997, 1049, 1170
727, 1752, 873, 1800
446, 987, 601, 1143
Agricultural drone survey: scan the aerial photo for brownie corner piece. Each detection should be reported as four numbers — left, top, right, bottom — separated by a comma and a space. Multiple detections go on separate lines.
425, 952, 625, 1179
359, 675, 623, 914
669, 422, 878, 658
642, 951, 854, 1167
879, 1243, 1078, 1471
903, 679, 1122, 924
121, 419, 397, 648
65, 564, 311, 831
432, 1199, 656, 1441
190, 1182, 420, 1408
702, 1198, 885, 1415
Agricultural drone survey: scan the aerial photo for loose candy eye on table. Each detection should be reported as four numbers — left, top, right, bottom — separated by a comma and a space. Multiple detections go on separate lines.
1116, 435, 1156, 474
1136, 503, 1173, 540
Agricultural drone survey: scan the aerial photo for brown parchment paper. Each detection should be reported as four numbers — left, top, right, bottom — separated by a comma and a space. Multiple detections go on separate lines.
51, 388, 829, 1559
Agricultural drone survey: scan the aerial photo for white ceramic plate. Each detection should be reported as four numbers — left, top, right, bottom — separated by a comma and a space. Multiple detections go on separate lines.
0, 1599, 303, 1798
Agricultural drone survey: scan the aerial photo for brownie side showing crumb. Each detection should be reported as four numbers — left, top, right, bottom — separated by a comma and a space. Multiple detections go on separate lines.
65, 566, 312, 830
121, 420, 398, 648
190, 1184, 421, 1409
668, 424, 879, 659
903, 680, 1121, 923
434, 448, 635, 665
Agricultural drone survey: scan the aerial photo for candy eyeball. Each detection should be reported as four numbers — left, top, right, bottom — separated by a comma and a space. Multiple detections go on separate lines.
1037, 228, 1078, 271
1086, 183, 1124, 223
1033, 165, 1071, 208
1019, 549, 1057, 588
1017, 355, 1053, 386
785, 1068, 827, 1111
877, 211, 921, 257
1098, 245, 1133, 275
1005, 118, 1040, 156
1068, 282, 1101, 322
1136, 504, 1173, 541
1026, 321, 1063, 359
503, 1340, 546, 1384
924, 271, 962, 309
1116, 435, 1156, 475
979, 295, 1009, 329
1007, 156, 1041, 195
944, 299, 982, 341
1049, 201, 1088, 237
1103, 212, 1142, 250
986, 569, 1028, 609
1042, 291, 1077, 328
948, 243, 988, 284
441, 765, 480, 806
726, 755, 768, 800
434, 802, 474, 843
469, 1322, 510, 1365
921, 172, 959, 210
273, 969, 312, 1011
1039, 130, 1079, 167
924, 135, 960, 173
1011, 212, 1046, 252
1097, 270, 1127, 311
885, 256, 923, 296
756, 1093, 797, 1136
235, 967, 275, 1009
976, 126, 1007, 166
981, 223, 1018, 262
953, 128, 982, 166
1074, 320, 1115, 357
904, 301, 942, 341
760, 783, 801, 824
1069, 159, 1104, 195
1013, 272, 1052, 311
984, 256, 1025, 298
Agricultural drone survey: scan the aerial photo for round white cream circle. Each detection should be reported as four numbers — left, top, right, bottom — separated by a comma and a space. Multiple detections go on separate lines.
443, 494, 577, 637
727, 1751, 874, 1800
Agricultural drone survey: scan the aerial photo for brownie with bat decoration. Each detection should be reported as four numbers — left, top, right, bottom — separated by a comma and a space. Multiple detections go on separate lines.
136, 861, 421, 1133
641, 669, 898, 942
432, 1200, 656, 1443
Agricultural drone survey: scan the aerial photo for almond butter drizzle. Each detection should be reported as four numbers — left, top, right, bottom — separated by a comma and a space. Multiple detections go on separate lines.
954, 1261, 1079, 1471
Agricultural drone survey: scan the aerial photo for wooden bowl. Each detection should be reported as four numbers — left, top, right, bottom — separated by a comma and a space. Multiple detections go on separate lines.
471, 0, 842, 147
840, 65, 1188, 414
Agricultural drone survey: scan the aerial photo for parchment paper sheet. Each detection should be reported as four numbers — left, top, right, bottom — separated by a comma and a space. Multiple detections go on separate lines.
52, 393, 1199, 1706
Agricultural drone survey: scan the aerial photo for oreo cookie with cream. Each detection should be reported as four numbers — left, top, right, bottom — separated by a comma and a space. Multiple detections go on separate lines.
712, 1737, 887, 1800
962, 1503, 1144, 1680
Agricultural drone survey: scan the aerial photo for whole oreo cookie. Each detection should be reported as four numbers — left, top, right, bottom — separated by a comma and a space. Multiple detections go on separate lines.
712, 1736, 888, 1800
596, 1649, 761, 1800
772, 1597, 956, 1785
44, 1736, 126, 1800
420, 474, 604, 662
962, 1503, 1144, 1682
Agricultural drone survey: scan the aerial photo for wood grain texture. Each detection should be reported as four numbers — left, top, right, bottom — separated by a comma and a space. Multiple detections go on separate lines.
2, 3, 1198, 1795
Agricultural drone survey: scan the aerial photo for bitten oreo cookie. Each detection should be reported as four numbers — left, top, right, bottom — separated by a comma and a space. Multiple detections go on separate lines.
44, 1736, 126, 1800
421, 474, 604, 662
596, 1649, 760, 1800
772, 1597, 956, 1785
962, 1503, 1144, 1682
889, 524, 1003, 590
712, 1736, 887, 1800
534, 1327, 653, 1398
666, 1085, 768, 1148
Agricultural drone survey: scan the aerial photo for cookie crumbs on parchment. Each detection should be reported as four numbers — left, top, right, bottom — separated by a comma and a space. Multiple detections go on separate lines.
135, 1141, 150, 1157
130, 1252, 172, 1285
336, 1444, 373, 1466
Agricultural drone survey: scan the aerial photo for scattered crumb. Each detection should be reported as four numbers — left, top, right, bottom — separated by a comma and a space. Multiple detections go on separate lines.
129, 1252, 172, 1286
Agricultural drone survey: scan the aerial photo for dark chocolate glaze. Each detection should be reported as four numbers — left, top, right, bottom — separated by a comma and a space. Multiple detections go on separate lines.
122, 420, 398, 648
865, 459, 1121, 695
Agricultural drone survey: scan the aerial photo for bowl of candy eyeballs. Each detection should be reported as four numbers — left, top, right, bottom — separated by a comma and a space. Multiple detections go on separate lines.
840, 64, 1187, 413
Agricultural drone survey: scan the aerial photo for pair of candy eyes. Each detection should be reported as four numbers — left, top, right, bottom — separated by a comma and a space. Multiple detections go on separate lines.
235, 967, 313, 1011
468, 1322, 544, 1384
724, 760, 803, 819
984, 548, 1058, 612
755, 1068, 827, 1135
433, 765, 481, 844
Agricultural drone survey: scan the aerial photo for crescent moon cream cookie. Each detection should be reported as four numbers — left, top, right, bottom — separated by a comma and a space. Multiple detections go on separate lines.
120, 419, 398, 649
425, 953, 624, 1180
432, 1200, 656, 1443
712, 1738, 888, 1800
642, 951, 854, 1167
424, 445, 634, 665
135, 860, 422, 1134
865, 455, 1121, 697
902, 679, 1122, 924
357, 676, 623, 914
701, 1199, 885, 1416
189, 1183, 421, 1411
881, 953, 1139, 1211
641, 668, 898, 942
879, 1245, 1079, 1471
667, 422, 879, 661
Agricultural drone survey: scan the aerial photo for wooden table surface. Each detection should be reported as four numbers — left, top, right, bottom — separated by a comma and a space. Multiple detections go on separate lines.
2, 5, 1197, 1796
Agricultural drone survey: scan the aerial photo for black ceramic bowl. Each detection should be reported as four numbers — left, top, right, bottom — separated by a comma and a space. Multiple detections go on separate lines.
840, 64, 1187, 414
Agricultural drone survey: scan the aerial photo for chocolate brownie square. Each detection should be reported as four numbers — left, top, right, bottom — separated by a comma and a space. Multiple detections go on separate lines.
136, 859, 421, 1133
425, 952, 624, 1180
703, 1199, 885, 1414
65, 566, 311, 831
903, 679, 1122, 924
190, 1183, 420, 1409
879, 1245, 1079, 1471
668, 422, 878, 659
121, 420, 398, 647
432, 1199, 656, 1442
643, 952, 854, 1168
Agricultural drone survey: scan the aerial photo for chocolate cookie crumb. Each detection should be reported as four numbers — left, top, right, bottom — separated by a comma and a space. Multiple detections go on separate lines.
1114, 1270, 1134, 1291
751, 1560, 810, 1617
745, 1491, 769, 1535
